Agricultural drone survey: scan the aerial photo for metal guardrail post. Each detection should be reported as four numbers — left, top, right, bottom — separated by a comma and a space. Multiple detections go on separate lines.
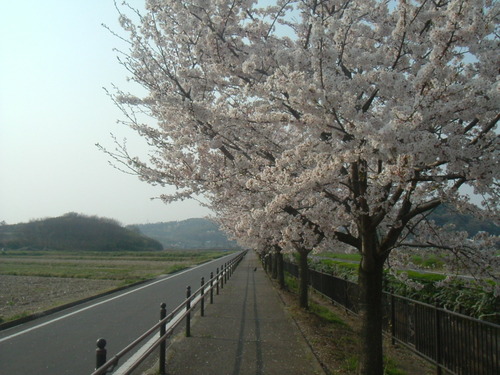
186, 286, 191, 337
221, 265, 224, 289
95, 338, 107, 370
159, 303, 167, 375
210, 272, 214, 304
391, 294, 396, 346
435, 306, 442, 375
216, 268, 220, 295
89, 253, 247, 374
344, 276, 349, 314
201, 277, 205, 317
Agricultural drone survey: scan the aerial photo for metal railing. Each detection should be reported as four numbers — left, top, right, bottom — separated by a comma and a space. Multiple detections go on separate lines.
283, 260, 500, 375
91, 250, 247, 375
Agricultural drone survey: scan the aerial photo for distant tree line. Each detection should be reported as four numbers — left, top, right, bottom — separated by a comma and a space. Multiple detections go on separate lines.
130, 218, 240, 250
0, 213, 163, 252
429, 205, 499, 236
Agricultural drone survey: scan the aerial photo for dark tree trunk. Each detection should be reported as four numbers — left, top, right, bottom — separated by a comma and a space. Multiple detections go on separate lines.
276, 250, 285, 289
358, 250, 385, 375
297, 249, 309, 309
350, 159, 392, 374
271, 251, 278, 279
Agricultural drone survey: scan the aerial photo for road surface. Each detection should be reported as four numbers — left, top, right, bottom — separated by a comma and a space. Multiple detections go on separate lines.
0, 252, 240, 375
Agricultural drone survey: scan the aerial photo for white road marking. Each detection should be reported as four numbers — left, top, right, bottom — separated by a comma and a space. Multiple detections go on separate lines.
113, 332, 159, 375
0, 257, 225, 343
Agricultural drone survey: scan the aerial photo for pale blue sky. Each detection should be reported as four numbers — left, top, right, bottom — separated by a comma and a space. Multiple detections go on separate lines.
0, 1, 485, 226
0, 0, 211, 225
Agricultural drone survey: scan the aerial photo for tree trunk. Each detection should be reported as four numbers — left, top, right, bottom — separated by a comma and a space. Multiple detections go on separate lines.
358, 252, 385, 375
271, 251, 278, 279
297, 249, 309, 309
276, 251, 285, 289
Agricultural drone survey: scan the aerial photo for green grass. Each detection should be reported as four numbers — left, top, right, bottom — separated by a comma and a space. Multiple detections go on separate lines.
0, 250, 230, 282
0, 249, 228, 261
6, 311, 30, 322
284, 269, 412, 375
404, 270, 446, 282
315, 257, 446, 284
319, 259, 358, 269
338, 349, 407, 374
164, 264, 189, 274
384, 357, 406, 375
0, 261, 155, 280
285, 273, 299, 292
341, 356, 358, 372
309, 302, 347, 326
317, 252, 361, 261
0, 250, 232, 323
411, 254, 445, 269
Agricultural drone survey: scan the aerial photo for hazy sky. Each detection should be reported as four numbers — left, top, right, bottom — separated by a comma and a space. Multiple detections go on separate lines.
0, 0, 212, 225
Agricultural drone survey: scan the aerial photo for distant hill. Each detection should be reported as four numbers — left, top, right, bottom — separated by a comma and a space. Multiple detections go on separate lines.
429, 205, 499, 236
131, 208, 497, 249
0, 213, 163, 252
1, 206, 491, 253
130, 218, 240, 250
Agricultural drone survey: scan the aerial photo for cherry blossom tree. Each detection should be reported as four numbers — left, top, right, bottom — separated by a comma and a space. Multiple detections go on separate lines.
101, 1, 499, 374
214, 188, 318, 298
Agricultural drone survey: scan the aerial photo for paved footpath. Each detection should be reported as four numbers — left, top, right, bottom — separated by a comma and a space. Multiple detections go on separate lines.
164, 250, 325, 375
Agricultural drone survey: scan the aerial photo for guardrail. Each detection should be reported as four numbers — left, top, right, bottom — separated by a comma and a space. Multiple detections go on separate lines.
283, 260, 499, 375
91, 250, 247, 375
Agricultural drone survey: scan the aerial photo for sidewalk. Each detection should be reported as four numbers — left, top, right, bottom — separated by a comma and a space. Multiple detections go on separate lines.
164, 251, 325, 375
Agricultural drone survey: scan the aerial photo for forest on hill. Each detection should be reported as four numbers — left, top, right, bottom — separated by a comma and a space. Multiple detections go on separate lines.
128, 206, 496, 250
0, 213, 163, 252
130, 218, 240, 249
0, 206, 494, 253
429, 205, 499, 236
129, 207, 496, 250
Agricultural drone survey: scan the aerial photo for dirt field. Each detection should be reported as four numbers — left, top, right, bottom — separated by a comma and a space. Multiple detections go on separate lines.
0, 250, 227, 324
0, 275, 122, 322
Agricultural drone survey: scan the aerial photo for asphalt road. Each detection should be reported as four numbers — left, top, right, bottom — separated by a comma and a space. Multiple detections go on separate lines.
0, 252, 240, 375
